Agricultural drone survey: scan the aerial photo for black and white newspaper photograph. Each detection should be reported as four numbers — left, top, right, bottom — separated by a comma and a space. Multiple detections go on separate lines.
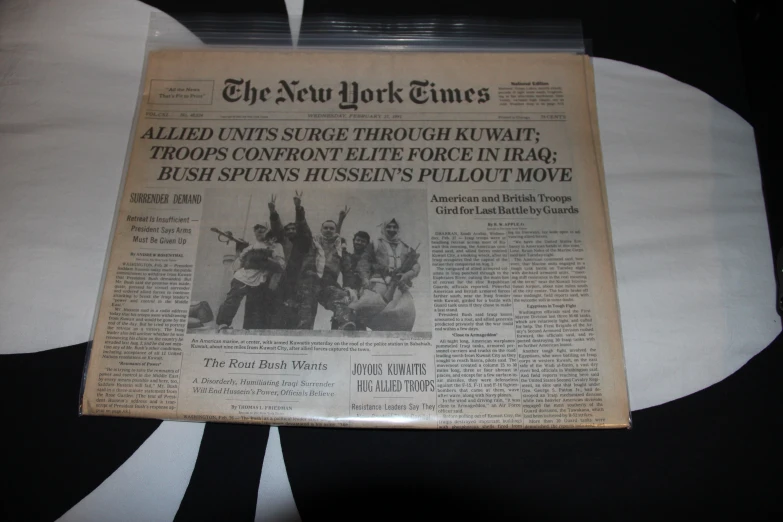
190, 188, 430, 335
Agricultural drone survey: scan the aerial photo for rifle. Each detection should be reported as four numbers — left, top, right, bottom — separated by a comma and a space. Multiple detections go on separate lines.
382, 243, 421, 303
210, 227, 250, 253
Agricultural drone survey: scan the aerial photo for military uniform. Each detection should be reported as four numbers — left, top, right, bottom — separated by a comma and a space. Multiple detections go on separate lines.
216, 240, 285, 329
348, 221, 421, 332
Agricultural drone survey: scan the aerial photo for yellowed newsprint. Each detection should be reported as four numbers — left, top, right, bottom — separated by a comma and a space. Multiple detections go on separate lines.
81, 50, 630, 429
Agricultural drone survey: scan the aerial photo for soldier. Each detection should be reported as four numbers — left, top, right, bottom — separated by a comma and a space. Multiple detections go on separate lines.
215, 222, 285, 331
369, 218, 420, 331
268, 193, 308, 329
269, 191, 312, 330
310, 213, 352, 330
265, 194, 357, 330
349, 218, 420, 331
266, 192, 337, 330
337, 230, 373, 330
340, 230, 372, 293
318, 206, 374, 330
268, 194, 298, 262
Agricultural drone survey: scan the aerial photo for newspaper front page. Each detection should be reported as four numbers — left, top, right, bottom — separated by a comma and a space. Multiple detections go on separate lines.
81, 50, 630, 428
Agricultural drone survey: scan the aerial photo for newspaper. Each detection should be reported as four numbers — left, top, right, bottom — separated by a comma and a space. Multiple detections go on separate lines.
80, 50, 630, 429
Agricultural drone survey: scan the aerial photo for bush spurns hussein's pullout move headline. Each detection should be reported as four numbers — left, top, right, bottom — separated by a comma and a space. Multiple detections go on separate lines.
141, 125, 573, 183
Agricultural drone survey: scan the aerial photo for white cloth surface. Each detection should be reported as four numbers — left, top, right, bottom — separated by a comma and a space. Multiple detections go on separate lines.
0, 0, 779, 520
594, 60, 780, 410
0, 0, 195, 351
256, 427, 301, 521
58, 421, 205, 522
